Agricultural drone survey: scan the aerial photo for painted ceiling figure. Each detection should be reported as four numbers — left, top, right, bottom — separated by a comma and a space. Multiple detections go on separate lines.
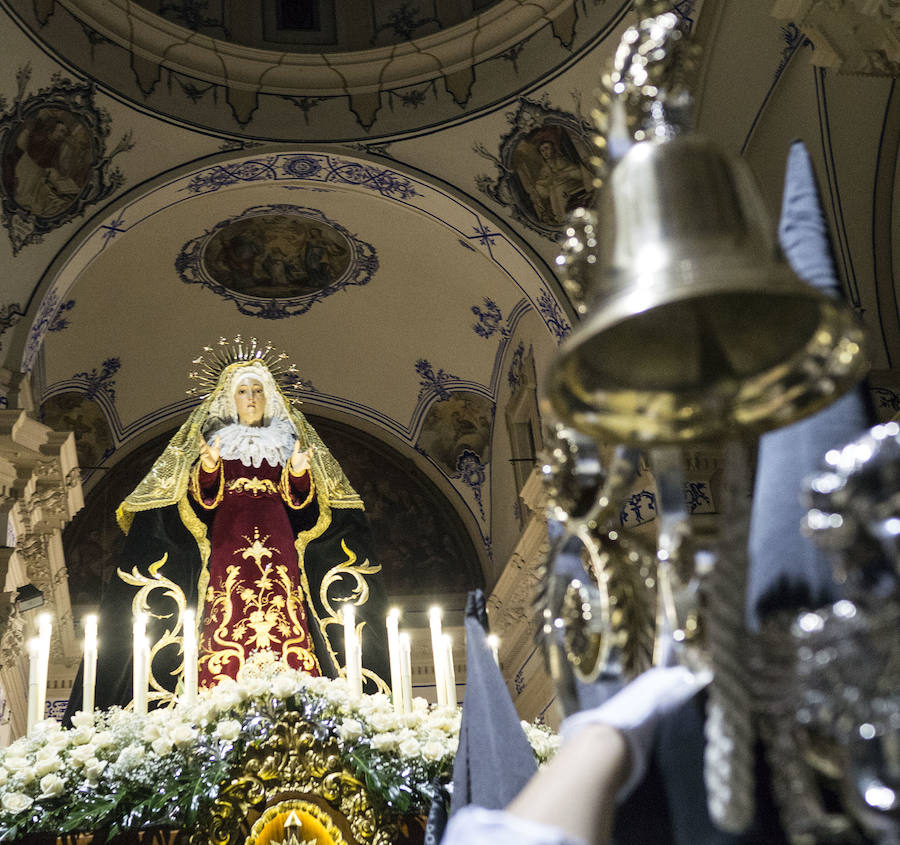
66, 355, 390, 717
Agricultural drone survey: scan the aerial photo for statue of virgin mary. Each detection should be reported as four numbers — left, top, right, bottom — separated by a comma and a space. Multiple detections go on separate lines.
66, 349, 390, 714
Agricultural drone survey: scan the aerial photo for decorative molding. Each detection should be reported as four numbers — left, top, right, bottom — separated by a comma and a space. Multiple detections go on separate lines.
772, 0, 900, 75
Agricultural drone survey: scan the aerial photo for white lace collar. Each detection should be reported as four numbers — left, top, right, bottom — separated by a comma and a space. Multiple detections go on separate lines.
209, 416, 296, 468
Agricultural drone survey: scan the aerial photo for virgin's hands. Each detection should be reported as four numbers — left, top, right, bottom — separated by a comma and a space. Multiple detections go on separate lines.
290, 441, 315, 474
199, 435, 221, 471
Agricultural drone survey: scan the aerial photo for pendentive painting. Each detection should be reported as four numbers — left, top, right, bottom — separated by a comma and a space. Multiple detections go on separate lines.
0, 69, 132, 253
177, 204, 378, 318
475, 96, 596, 238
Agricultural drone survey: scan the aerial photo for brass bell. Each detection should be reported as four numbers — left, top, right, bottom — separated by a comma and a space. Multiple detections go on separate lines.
546, 134, 868, 444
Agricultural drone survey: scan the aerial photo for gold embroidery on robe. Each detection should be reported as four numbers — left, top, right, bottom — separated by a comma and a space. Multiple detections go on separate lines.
200, 526, 320, 683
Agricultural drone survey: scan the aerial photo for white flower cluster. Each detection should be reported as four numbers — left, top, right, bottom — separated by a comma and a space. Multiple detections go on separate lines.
0, 652, 556, 833
520, 720, 561, 765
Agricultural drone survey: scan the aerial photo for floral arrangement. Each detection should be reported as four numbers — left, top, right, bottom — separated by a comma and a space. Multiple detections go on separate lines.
0, 653, 558, 841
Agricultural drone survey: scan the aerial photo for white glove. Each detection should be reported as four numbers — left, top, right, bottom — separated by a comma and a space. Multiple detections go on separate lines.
442, 806, 588, 845
560, 665, 711, 801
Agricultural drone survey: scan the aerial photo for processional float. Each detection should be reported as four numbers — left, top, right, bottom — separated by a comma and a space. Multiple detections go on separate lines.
538, 1, 898, 843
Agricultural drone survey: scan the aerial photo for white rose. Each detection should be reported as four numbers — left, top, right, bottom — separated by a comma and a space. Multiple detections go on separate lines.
83, 758, 107, 785
69, 744, 97, 766
2, 756, 30, 773
243, 678, 269, 698
38, 773, 65, 799
151, 736, 173, 757
1, 792, 34, 814
337, 719, 363, 741
304, 676, 330, 693
33, 719, 61, 735
370, 732, 399, 751
142, 724, 163, 743
214, 719, 242, 741
213, 689, 242, 712
92, 731, 116, 750
69, 726, 94, 746
421, 740, 445, 761
271, 675, 297, 699
70, 711, 95, 729
369, 712, 399, 733
5, 739, 28, 757
47, 732, 71, 750
0, 768, 7, 787
412, 697, 428, 712
171, 724, 196, 748
34, 754, 62, 776
398, 737, 421, 758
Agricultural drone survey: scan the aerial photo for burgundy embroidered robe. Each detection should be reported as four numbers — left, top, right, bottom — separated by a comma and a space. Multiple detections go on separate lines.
190, 456, 320, 687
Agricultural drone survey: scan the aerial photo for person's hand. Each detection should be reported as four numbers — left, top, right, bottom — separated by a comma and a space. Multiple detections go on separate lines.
199, 435, 221, 471
290, 441, 314, 475
561, 665, 711, 801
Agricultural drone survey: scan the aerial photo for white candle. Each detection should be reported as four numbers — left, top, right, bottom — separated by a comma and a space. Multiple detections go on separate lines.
443, 634, 457, 708
343, 604, 361, 700
386, 608, 403, 714
82, 614, 98, 715
26, 637, 40, 733
486, 633, 500, 667
398, 632, 413, 714
429, 606, 447, 706
133, 612, 148, 715
36, 613, 52, 724
182, 609, 198, 705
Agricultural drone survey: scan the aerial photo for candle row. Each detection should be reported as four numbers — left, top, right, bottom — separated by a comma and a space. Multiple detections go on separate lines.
26, 605, 501, 729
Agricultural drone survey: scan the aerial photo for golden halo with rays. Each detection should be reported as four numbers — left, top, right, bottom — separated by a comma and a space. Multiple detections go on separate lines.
185, 335, 305, 400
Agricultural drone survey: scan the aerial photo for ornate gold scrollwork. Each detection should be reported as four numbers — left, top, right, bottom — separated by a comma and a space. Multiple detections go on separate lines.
317, 540, 388, 694
118, 553, 187, 706
192, 711, 400, 845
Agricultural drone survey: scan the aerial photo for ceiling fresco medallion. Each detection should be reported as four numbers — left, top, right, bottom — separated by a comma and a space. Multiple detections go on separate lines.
474, 96, 596, 239
0, 67, 133, 253
176, 204, 378, 318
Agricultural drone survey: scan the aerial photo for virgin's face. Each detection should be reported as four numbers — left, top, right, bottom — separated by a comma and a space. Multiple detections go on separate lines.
234, 378, 266, 426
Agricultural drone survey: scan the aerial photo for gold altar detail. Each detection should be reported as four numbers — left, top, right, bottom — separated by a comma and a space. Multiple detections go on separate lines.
192, 711, 401, 845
